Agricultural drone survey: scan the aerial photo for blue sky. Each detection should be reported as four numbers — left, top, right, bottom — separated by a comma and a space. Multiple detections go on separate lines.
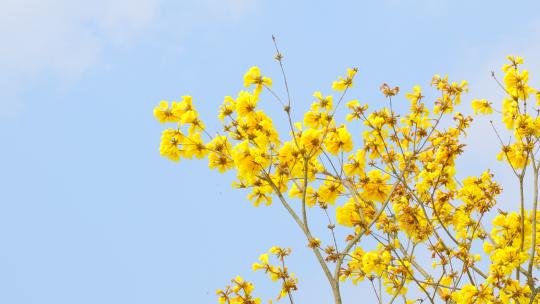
1, 0, 540, 303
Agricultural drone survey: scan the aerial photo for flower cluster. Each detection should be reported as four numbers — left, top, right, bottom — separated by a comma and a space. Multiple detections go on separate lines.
252, 247, 298, 301
216, 276, 261, 304
154, 54, 540, 304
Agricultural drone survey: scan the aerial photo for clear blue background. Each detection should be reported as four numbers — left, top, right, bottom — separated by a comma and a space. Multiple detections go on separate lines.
1, 0, 539, 303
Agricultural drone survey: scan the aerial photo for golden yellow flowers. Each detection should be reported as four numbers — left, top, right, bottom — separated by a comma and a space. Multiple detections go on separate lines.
153, 101, 181, 123
332, 68, 357, 91
405, 85, 423, 104
236, 91, 258, 117
153, 55, 540, 304
471, 99, 493, 114
244, 66, 272, 95
299, 128, 323, 155
312, 91, 333, 111
324, 125, 353, 155
343, 149, 366, 177
207, 136, 234, 173
251, 247, 297, 301
159, 128, 184, 161
361, 170, 391, 203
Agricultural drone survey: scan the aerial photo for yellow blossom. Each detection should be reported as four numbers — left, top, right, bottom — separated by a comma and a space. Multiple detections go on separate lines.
471, 99, 493, 114
332, 68, 357, 91
244, 66, 272, 94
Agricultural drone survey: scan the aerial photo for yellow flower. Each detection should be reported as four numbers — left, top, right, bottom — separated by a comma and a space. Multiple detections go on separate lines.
361, 250, 391, 276
346, 100, 368, 121
499, 280, 531, 303
405, 85, 423, 104
208, 153, 234, 173
232, 141, 268, 179
300, 128, 323, 155
159, 128, 184, 161
361, 170, 391, 202
171, 95, 194, 118
312, 91, 333, 111
332, 68, 357, 91
153, 100, 181, 123
244, 66, 272, 94
180, 109, 198, 125
343, 149, 366, 177
219, 96, 236, 121
303, 109, 328, 129
247, 185, 273, 206
471, 99, 493, 114
336, 200, 361, 227
504, 68, 532, 100
318, 179, 344, 205
324, 125, 353, 155
451, 284, 493, 304
252, 253, 269, 271
236, 91, 258, 117
207, 136, 234, 173
502, 98, 518, 129
502, 55, 524, 72
289, 184, 317, 207
497, 142, 528, 168
183, 132, 207, 159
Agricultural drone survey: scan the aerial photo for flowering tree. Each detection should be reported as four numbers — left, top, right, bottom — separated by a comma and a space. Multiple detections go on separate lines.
153, 39, 540, 304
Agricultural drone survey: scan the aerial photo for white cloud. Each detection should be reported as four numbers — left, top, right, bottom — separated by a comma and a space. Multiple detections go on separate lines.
0, 0, 162, 76
0, 0, 160, 117
0, 0, 258, 118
